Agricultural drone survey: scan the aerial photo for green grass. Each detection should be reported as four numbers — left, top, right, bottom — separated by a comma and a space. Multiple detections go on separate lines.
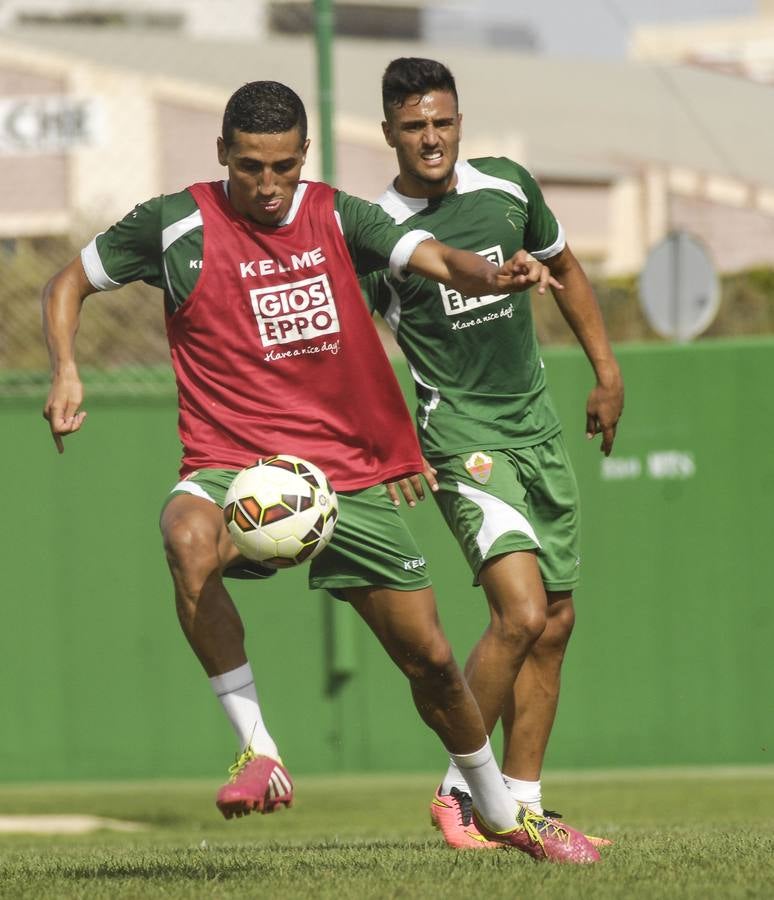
1, 769, 773, 899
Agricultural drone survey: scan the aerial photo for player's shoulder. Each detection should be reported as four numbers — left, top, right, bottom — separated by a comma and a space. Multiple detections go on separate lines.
308, 179, 335, 195
465, 157, 536, 190
118, 188, 199, 233
158, 186, 202, 228
371, 183, 426, 226
297, 179, 338, 210
331, 186, 371, 210
333, 187, 401, 235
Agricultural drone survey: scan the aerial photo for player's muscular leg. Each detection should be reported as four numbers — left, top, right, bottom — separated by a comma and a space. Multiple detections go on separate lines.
501, 591, 575, 779
345, 586, 486, 754
466, 551, 548, 733
161, 493, 247, 677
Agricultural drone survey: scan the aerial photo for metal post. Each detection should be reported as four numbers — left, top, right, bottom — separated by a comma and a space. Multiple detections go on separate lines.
314, 0, 335, 184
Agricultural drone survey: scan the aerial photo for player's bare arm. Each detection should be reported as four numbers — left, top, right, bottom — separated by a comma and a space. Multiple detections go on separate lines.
42, 256, 98, 453
546, 245, 624, 455
406, 239, 556, 298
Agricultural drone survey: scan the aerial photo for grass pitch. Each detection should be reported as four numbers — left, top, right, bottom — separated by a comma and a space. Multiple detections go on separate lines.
1, 768, 773, 899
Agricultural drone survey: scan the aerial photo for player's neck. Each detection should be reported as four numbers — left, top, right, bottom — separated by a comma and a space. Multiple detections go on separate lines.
394, 169, 457, 201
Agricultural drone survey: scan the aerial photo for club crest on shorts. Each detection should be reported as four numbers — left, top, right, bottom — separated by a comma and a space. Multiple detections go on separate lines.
464, 451, 493, 485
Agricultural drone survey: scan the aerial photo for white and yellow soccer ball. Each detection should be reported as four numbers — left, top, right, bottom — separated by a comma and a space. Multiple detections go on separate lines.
224, 455, 338, 568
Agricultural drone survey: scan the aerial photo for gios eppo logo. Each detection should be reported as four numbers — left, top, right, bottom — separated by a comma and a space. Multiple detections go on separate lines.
250, 274, 340, 346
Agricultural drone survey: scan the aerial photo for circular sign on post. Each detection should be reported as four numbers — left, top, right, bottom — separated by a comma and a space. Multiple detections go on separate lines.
638, 232, 720, 342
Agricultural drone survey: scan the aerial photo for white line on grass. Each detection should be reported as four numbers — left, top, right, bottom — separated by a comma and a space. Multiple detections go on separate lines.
0, 815, 145, 834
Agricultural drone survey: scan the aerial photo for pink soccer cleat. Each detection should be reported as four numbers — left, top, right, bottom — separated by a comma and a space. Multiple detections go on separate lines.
473, 804, 601, 864
584, 833, 614, 849
216, 750, 294, 819
543, 808, 614, 849
430, 786, 502, 850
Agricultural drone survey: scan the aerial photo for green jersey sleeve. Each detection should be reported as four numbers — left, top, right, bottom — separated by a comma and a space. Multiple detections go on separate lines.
519, 164, 564, 258
470, 157, 564, 260
81, 190, 203, 314
333, 190, 432, 277
88, 196, 166, 289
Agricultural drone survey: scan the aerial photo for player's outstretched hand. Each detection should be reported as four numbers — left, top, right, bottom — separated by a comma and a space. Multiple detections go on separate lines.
386, 458, 439, 507
586, 376, 624, 456
495, 249, 564, 295
43, 368, 87, 453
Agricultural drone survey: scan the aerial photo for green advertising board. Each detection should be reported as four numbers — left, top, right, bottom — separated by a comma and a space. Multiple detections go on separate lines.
1, 337, 772, 782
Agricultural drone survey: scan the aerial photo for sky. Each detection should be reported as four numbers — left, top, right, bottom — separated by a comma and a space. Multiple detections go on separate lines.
427, 0, 758, 58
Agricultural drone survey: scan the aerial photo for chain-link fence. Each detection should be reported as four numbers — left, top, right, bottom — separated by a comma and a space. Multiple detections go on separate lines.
7, 230, 773, 403
2, 232, 174, 399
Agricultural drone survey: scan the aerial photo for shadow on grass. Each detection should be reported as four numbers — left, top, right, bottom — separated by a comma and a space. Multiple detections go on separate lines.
46, 840, 524, 882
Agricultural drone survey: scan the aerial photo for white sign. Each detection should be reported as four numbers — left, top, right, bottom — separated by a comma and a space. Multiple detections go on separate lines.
639, 232, 720, 342
0, 95, 102, 155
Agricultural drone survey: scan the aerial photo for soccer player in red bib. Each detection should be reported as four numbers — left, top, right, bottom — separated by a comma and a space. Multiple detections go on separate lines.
42, 80, 598, 863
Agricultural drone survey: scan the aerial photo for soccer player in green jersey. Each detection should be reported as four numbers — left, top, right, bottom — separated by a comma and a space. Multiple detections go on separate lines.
361, 58, 624, 849
42, 80, 600, 862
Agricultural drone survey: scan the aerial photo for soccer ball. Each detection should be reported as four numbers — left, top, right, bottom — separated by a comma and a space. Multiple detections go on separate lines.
224, 455, 338, 568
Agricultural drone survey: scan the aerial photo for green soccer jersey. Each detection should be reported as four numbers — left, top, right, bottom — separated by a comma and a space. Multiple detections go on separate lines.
81, 180, 426, 312
360, 157, 565, 458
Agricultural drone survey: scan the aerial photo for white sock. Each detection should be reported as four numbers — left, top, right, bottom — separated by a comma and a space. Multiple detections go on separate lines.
209, 662, 279, 760
450, 739, 517, 832
503, 776, 543, 814
440, 760, 469, 796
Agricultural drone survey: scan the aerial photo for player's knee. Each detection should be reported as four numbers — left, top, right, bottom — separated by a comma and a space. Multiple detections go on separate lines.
401, 635, 456, 684
538, 598, 575, 655
496, 602, 547, 647
547, 597, 575, 642
518, 607, 547, 646
162, 513, 220, 588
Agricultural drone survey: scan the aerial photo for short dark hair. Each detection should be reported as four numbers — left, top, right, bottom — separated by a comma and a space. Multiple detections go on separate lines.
382, 57, 458, 118
222, 81, 307, 146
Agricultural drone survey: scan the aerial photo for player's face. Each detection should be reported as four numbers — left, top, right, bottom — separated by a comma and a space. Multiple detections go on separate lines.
382, 90, 461, 198
217, 128, 310, 226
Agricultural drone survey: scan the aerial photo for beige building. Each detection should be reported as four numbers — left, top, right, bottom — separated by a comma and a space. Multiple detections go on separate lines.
631, 1, 774, 83
0, 0, 268, 39
2, 24, 774, 275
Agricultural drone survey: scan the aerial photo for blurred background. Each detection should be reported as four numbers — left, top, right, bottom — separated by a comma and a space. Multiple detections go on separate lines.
1, 1, 772, 783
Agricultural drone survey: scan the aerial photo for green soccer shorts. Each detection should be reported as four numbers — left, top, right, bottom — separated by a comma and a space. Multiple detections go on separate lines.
429, 433, 581, 591
165, 470, 432, 596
